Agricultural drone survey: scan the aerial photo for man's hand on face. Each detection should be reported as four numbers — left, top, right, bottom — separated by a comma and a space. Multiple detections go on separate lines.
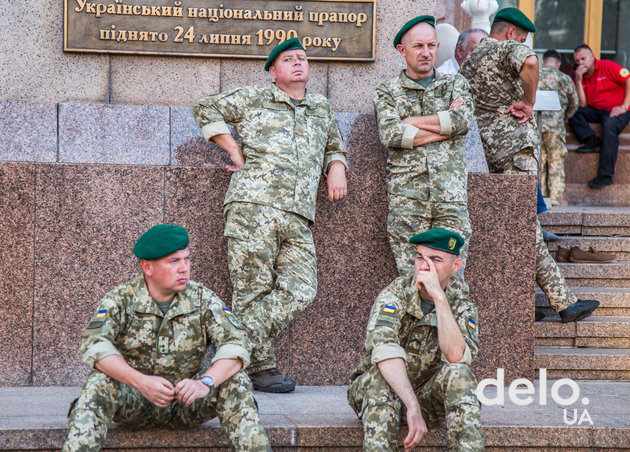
137, 375, 175, 407
174, 378, 211, 406
575, 64, 588, 81
415, 256, 443, 300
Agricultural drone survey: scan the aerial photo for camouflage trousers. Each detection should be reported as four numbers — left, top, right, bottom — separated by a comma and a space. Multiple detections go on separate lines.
225, 202, 317, 374
347, 362, 483, 452
540, 132, 568, 206
62, 370, 270, 452
387, 196, 472, 278
487, 152, 576, 312
536, 219, 577, 312
487, 146, 539, 175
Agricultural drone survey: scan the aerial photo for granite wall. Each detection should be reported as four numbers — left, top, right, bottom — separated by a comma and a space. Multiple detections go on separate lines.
0, 0, 439, 113
0, 100, 536, 387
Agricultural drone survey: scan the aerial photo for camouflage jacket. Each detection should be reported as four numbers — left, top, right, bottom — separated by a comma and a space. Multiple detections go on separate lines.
538, 65, 579, 138
374, 70, 473, 207
349, 275, 479, 388
193, 84, 347, 222
460, 38, 540, 165
80, 277, 251, 385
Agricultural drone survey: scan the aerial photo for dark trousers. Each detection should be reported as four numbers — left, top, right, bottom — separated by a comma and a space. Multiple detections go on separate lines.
568, 106, 630, 177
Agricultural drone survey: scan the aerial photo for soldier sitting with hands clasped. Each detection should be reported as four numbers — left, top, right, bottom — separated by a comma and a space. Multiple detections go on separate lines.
62, 224, 270, 452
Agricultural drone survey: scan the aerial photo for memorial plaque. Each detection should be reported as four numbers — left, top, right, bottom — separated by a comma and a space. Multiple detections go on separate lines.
64, 0, 375, 61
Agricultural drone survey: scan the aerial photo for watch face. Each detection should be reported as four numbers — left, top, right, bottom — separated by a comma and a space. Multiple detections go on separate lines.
201, 376, 215, 388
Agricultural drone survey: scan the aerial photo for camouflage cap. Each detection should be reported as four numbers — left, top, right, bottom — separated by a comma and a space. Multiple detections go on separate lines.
409, 228, 464, 256
393, 15, 435, 48
265, 37, 305, 71
133, 224, 189, 259
493, 7, 536, 33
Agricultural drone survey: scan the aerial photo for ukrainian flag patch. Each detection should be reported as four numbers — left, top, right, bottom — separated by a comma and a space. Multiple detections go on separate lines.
223, 307, 232, 314
383, 305, 396, 314
467, 318, 476, 329
96, 309, 107, 318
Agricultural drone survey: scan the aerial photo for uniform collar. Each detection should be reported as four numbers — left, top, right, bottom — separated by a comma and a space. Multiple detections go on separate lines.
270, 82, 314, 107
398, 69, 450, 90
132, 276, 198, 318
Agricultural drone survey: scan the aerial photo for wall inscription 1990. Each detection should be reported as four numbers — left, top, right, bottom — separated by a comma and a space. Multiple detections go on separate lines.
64, 0, 375, 61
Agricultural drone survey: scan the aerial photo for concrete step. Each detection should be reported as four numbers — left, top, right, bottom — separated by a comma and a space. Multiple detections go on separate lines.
539, 206, 630, 235
535, 316, 630, 348
536, 287, 630, 317
535, 347, 630, 380
557, 262, 630, 288
2, 385, 630, 450
547, 236, 630, 261
566, 122, 630, 146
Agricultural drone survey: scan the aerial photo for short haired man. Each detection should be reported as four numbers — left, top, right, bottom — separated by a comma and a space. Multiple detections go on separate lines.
374, 16, 474, 280
193, 38, 348, 392
538, 49, 579, 205
437, 28, 488, 74
61, 225, 270, 452
460, 8, 599, 323
347, 228, 483, 452
569, 43, 630, 188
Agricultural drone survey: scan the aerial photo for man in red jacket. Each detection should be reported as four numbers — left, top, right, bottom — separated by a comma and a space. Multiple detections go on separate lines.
569, 44, 630, 188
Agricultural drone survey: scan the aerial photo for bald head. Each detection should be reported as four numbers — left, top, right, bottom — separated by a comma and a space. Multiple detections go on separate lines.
397, 22, 439, 79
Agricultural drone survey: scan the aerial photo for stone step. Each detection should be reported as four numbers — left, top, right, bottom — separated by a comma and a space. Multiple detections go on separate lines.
535, 316, 630, 348
565, 183, 630, 207
535, 347, 630, 380
565, 147, 630, 185
547, 236, 630, 261
566, 122, 630, 146
2, 385, 630, 450
557, 262, 630, 288
539, 206, 630, 235
536, 287, 630, 317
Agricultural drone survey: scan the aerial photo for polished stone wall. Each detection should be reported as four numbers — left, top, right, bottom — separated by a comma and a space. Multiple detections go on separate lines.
0, 101, 536, 386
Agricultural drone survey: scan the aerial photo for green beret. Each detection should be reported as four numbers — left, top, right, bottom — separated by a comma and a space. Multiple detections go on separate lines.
493, 7, 536, 33
133, 224, 189, 260
393, 15, 435, 48
409, 228, 464, 256
265, 37, 304, 71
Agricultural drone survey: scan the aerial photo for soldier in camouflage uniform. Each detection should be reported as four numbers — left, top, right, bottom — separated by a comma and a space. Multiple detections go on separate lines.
347, 229, 483, 452
61, 225, 270, 452
538, 49, 579, 206
374, 16, 474, 279
460, 7, 599, 323
192, 38, 347, 392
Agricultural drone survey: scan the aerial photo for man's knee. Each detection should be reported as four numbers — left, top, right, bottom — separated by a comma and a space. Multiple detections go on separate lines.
361, 403, 401, 452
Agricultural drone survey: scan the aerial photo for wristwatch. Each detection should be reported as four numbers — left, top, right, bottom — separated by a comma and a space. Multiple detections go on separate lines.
201, 375, 215, 395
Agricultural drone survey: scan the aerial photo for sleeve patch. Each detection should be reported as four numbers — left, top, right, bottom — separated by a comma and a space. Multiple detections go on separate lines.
86, 319, 105, 330
382, 305, 396, 314
95, 309, 107, 318
467, 318, 476, 329
223, 307, 244, 330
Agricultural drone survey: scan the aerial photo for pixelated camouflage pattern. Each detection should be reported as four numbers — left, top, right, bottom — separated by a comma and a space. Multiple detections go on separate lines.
387, 201, 471, 278
541, 131, 568, 205
347, 275, 482, 451
63, 277, 269, 451
374, 70, 473, 279
460, 37, 541, 167
538, 65, 579, 137
193, 83, 347, 223
224, 202, 317, 373
535, 220, 577, 312
374, 71, 473, 206
79, 277, 251, 383
62, 369, 270, 452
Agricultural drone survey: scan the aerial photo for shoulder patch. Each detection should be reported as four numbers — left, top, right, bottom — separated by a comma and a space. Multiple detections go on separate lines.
382, 304, 396, 314
86, 309, 108, 330
223, 307, 244, 330
467, 318, 476, 329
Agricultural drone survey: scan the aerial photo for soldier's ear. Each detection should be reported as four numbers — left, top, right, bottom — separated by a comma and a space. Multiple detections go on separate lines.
140, 259, 153, 277
450, 257, 463, 276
